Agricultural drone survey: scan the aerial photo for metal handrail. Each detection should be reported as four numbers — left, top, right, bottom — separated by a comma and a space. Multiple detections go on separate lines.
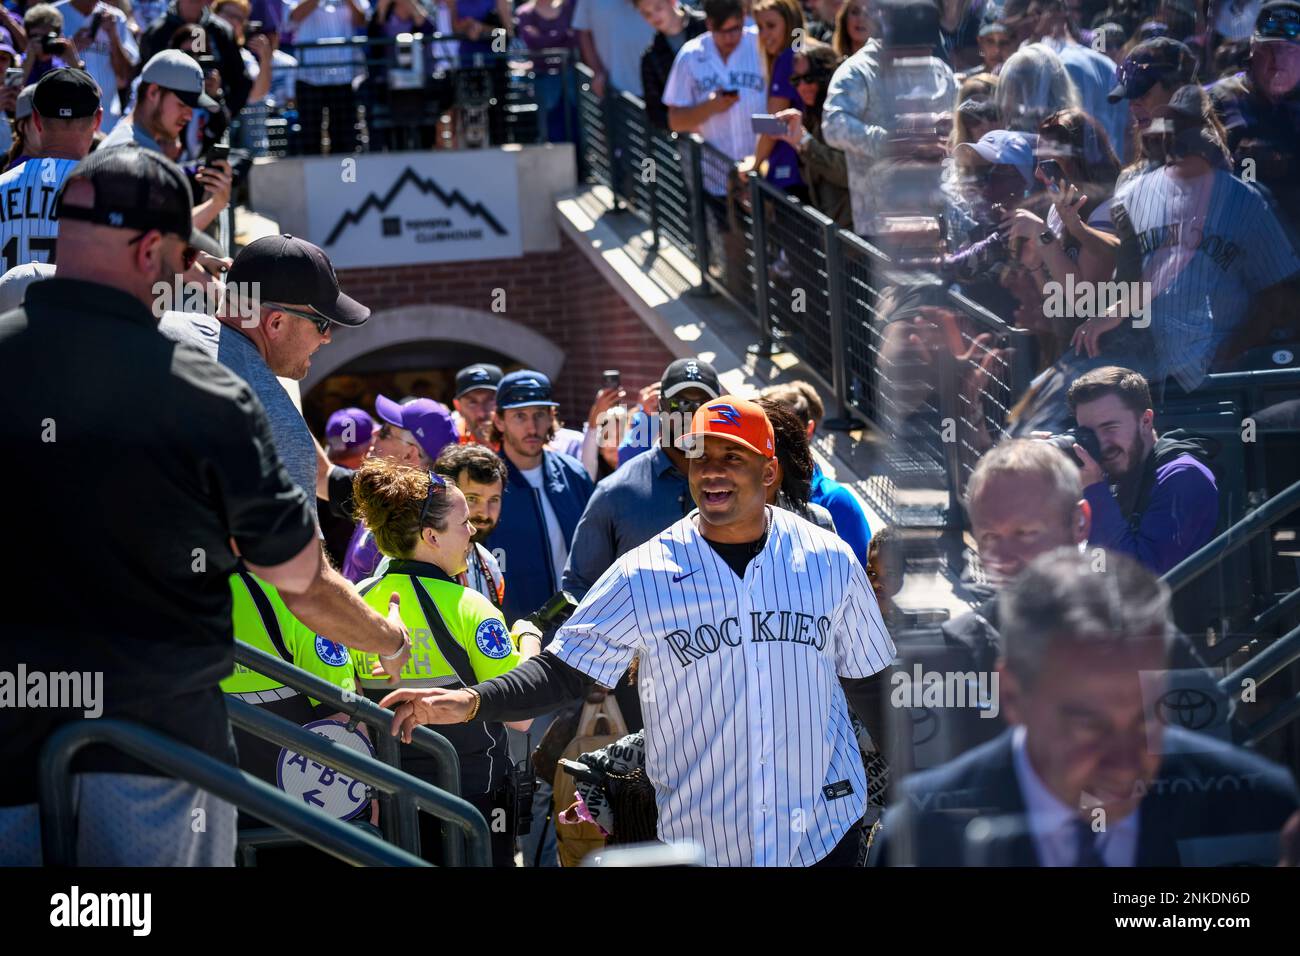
1163, 478, 1300, 593
37, 719, 427, 867
227, 700, 492, 866
234, 641, 465, 864
1220, 621, 1300, 694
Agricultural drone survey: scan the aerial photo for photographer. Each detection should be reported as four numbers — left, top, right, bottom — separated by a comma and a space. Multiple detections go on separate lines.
22, 6, 79, 85
1063, 366, 1219, 575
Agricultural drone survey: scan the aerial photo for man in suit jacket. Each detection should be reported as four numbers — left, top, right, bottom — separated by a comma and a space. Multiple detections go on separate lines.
873, 548, 1298, 866
940, 439, 1223, 754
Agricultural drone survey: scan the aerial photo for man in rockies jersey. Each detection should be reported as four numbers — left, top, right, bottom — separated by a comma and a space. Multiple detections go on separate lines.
0, 69, 100, 274
382, 396, 897, 866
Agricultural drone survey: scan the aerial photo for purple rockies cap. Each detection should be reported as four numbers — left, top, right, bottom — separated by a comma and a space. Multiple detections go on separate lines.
375, 395, 459, 462
325, 407, 375, 453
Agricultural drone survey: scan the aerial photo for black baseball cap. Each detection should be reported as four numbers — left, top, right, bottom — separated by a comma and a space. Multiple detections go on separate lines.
33, 68, 102, 120
661, 357, 721, 400
455, 363, 503, 398
226, 234, 370, 327
497, 370, 557, 409
1108, 37, 1198, 102
56, 145, 215, 251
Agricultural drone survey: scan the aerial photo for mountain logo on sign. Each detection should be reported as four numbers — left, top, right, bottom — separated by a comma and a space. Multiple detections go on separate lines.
323, 166, 508, 247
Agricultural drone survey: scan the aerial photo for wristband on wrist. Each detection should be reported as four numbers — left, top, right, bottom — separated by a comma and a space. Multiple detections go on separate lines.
379, 635, 408, 661
463, 688, 482, 722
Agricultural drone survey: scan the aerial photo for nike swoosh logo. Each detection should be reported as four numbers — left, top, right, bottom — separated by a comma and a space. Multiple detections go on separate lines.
672, 569, 699, 583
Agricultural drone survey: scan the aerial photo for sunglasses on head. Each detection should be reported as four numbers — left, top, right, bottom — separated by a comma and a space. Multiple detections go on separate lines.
1258, 9, 1300, 39
419, 470, 448, 526
127, 229, 201, 269
264, 301, 332, 335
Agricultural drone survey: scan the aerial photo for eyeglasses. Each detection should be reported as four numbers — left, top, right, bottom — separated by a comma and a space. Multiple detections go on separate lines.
419, 470, 448, 526
789, 71, 830, 86
714, 21, 744, 35
127, 230, 201, 270
665, 396, 705, 418
1258, 8, 1300, 40
263, 301, 332, 335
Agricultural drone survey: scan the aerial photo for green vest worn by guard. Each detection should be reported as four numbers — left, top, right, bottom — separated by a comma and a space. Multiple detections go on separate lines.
221, 571, 358, 792
355, 558, 520, 797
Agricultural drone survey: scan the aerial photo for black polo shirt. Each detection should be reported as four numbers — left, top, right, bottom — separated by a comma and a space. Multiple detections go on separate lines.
0, 278, 316, 804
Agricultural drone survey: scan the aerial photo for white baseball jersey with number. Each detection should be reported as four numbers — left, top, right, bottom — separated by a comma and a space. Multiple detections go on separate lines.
549, 506, 895, 866
0, 158, 79, 274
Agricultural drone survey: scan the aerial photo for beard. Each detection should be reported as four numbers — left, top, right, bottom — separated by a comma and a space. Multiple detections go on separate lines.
470, 519, 496, 544
1103, 432, 1146, 481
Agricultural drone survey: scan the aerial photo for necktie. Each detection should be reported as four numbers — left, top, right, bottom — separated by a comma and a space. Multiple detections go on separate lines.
1072, 818, 1107, 867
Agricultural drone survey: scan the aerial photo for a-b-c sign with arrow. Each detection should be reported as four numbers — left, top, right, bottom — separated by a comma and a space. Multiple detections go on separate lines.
305, 151, 523, 268
276, 718, 377, 821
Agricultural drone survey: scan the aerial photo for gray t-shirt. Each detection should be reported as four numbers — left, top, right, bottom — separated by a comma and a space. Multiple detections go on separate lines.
99, 118, 166, 154
216, 325, 318, 505
572, 0, 654, 97
162, 311, 317, 506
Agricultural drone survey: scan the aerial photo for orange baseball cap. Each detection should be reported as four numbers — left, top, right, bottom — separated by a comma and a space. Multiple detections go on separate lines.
676, 396, 776, 459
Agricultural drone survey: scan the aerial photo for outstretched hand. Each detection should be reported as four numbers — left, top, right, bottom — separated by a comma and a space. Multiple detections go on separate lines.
379, 687, 476, 742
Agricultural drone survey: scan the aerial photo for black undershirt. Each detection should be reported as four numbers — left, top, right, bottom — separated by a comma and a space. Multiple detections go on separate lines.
701, 517, 769, 579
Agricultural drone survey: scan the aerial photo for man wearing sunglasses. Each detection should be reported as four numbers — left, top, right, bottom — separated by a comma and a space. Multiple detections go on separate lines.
564, 357, 721, 602
210, 233, 370, 507
1210, 0, 1300, 237
0, 146, 410, 865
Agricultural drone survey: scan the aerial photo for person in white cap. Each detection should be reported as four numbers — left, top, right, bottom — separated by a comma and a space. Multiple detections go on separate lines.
100, 49, 231, 229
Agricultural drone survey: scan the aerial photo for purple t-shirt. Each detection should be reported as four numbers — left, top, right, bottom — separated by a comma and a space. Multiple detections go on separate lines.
515, 0, 576, 51
1084, 452, 1218, 575
766, 47, 803, 189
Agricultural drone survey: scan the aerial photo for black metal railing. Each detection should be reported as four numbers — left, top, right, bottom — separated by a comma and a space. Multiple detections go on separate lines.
573, 66, 1037, 531
227, 698, 491, 866
233, 640, 473, 864
234, 37, 577, 156
38, 719, 427, 867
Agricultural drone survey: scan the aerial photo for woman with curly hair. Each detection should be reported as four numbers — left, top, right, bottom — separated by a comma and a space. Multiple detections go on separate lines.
350, 456, 538, 866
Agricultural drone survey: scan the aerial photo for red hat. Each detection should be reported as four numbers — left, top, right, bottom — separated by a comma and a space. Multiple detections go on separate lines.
676, 396, 776, 459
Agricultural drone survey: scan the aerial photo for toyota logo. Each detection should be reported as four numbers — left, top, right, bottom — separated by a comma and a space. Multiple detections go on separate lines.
1156, 688, 1218, 730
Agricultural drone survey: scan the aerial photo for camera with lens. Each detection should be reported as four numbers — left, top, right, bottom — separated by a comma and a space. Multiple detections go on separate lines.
40, 32, 68, 55
527, 590, 578, 634
1043, 426, 1103, 468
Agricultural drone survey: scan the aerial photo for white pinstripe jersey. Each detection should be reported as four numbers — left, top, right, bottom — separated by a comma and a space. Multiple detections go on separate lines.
0, 158, 79, 274
550, 506, 895, 866
662, 26, 766, 165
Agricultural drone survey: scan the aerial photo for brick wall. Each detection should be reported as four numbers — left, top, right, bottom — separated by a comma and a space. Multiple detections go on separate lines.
336, 233, 675, 412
